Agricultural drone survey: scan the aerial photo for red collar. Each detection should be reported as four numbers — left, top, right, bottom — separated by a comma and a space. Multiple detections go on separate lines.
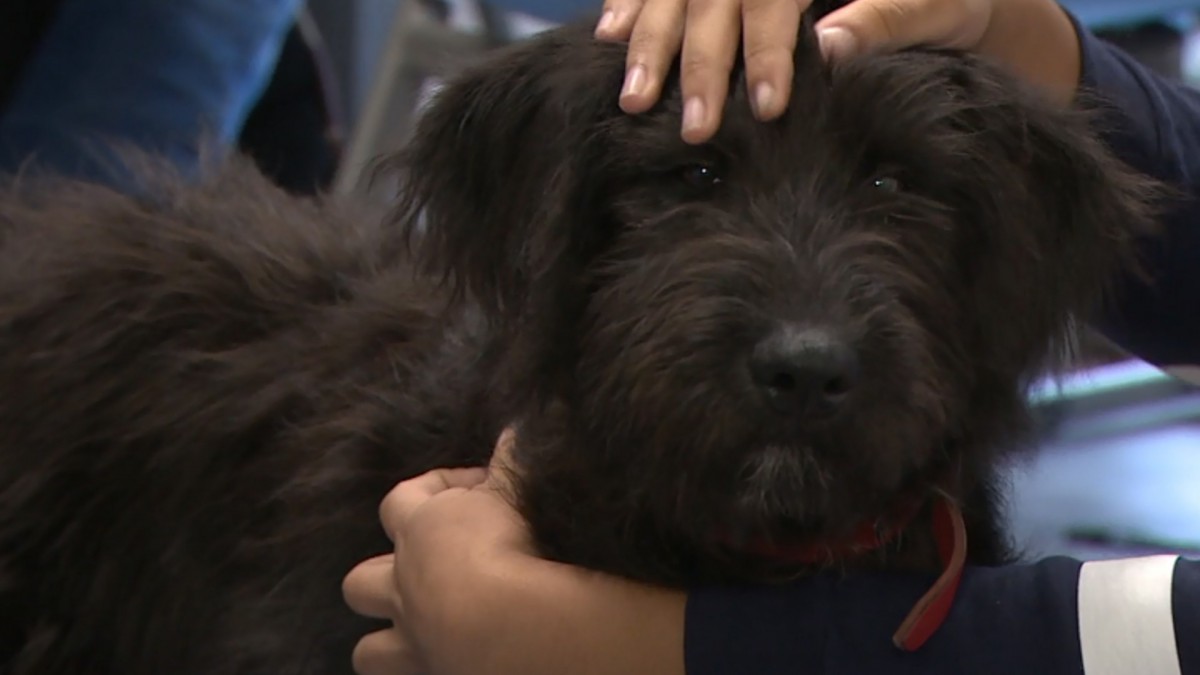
734, 494, 927, 564
891, 495, 967, 651
725, 493, 967, 652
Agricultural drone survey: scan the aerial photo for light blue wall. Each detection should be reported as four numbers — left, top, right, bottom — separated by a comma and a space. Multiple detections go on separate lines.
1063, 0, 1199, 28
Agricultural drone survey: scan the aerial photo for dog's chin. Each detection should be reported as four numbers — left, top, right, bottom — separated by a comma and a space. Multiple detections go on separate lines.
718, 440, 917, 548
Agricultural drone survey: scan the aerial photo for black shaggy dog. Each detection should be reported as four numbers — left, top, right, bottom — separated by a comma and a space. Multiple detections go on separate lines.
0, 5, 1162, 674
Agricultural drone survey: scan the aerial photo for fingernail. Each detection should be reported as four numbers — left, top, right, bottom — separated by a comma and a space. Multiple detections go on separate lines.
595, 10, 616, 35
818, 27, 858, 61
753, 82, 775, 119
682, 97, 706, 135
622, 64, 647, 99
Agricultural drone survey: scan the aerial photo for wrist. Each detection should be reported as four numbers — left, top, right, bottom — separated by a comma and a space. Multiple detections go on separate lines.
977, 0, 1083, 106
480, 557, 687, 675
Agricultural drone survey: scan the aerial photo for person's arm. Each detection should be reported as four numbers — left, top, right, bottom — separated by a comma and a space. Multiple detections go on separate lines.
688, 556, 1200, 674
1069, 19, 1200, 367
0, 0, 301, 184
349, 443, 1200, 675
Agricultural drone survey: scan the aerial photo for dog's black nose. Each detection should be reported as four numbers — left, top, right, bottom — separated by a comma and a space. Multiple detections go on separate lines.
749, 325, 860, 416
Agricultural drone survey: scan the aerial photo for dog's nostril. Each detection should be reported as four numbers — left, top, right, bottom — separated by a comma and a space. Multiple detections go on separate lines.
823, 376, 851, 398
769, 372, 797, 393
749, 325, 860, 416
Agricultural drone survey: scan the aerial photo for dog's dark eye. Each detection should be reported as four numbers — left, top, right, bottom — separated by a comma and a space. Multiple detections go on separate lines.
872, 176, 903, 193
681, 163, 724, 190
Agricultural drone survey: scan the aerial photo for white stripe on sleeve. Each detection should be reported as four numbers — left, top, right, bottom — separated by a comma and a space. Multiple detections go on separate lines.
1079, 555, 1182, 675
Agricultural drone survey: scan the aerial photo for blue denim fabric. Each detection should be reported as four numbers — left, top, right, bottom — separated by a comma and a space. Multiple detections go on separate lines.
0, 0, 301, 183
490, 0, 596, 23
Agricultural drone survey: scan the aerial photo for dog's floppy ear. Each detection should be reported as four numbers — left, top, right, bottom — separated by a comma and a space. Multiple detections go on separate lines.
383, 23, 625, 316
948, 60, 1166, 371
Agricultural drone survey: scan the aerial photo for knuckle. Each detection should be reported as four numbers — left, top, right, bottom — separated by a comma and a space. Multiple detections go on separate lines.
742, 1, 802, 58
678, 55, 716, 81
743, 0, 799, 18
607, 0, 645, 16
870, 0, 948, 40
923, 0, 959, 12
685, 0, 722, 17
743, 41, 791, 65
680, 40, 739, 80
743, 0, 794, 13
627, 29, 664, 62
864, 0, 908, 41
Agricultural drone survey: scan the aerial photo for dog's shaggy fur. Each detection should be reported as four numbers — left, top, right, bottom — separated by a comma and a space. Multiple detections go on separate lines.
0, 6, 1163, 674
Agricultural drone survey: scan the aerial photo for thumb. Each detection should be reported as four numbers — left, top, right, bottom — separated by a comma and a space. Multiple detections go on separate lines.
814, 0, 983, 61
483, 426, 521, 496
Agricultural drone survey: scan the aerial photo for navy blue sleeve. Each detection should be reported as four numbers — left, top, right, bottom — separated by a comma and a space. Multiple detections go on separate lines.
686, 557, 1200, 674
1177, 560, 1200, 672
1072, 18, 1200, 366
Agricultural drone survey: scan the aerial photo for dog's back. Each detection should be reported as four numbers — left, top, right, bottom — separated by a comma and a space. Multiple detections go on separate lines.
0, 157, 498, 673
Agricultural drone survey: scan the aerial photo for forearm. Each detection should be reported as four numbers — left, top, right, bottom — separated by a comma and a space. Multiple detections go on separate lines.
476, 559, 686, 675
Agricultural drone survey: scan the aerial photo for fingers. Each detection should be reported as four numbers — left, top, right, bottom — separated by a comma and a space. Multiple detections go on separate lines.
595, 0, 645, 40
620, 0, 686, 115
614, 0, 810, 142
343, 555, 399, 620
352, 630, 422, 675
677, 0, 742, 143
378, 467, 487, 540
815, 0, 976, 61
606, 0, 974, 140
675, 0, 808, 140
742, 0, 807, 121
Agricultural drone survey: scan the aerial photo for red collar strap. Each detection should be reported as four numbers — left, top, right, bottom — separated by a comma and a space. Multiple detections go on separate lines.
891, 495, 967, 651
727, 493, 967, 652
735, 495, 926, 564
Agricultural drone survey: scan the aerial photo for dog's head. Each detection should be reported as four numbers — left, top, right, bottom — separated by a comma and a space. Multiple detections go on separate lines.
387, 12, 1161, 582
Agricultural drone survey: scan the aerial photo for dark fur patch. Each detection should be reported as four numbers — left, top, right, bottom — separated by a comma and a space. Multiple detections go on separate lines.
0, 8, 1163, 674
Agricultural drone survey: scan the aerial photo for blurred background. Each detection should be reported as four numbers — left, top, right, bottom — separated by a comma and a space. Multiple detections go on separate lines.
2, 0, 1199, 561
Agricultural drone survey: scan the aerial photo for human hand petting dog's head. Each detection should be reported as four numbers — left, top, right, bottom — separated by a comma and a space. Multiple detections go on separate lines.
596, 0, 1079, 143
